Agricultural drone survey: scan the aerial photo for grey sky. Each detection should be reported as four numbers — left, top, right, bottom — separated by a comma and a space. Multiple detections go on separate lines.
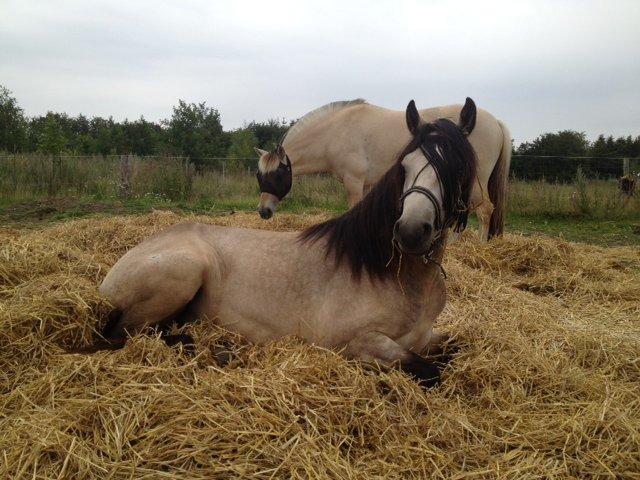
2, 0, 638, 143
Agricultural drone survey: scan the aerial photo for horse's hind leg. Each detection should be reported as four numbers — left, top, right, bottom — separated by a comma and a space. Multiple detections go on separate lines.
157, 290, 205, 352
345, 332, 441, 388
99, 278, 204, 351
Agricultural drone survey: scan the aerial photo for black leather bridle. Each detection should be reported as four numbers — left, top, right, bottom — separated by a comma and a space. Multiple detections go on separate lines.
396, 144, 450, 277
398, 144, 446, 233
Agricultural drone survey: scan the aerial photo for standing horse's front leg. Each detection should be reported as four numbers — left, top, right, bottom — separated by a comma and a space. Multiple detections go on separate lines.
343, 173, 365, 208
476, 200, 494, 243
345, 331, 441, 388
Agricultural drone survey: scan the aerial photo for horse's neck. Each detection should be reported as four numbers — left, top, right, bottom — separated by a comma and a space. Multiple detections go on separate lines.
282, 128, 332, 176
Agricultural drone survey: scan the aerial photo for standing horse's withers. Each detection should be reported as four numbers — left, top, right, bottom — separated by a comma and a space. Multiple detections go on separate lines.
95, 98, 479, 387
255, 98, 510, 242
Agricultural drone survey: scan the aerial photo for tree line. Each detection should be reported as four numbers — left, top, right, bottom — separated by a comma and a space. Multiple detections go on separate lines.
515, 130, 640, 158
1, 85, 638, 175
0, 85, 290, 169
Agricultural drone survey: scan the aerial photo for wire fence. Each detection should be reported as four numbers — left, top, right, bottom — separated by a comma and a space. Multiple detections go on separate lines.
3, 152, 639, 175
0, 153, 343, 203
1, 153, 639, 203
510, 155, 639, 182
1, 153, 639, 221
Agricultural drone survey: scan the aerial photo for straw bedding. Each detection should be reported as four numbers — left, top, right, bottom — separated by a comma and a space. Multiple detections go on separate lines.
1, 211, 639, 479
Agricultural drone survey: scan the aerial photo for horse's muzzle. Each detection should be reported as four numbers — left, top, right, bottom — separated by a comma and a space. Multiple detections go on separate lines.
393, 219, 433, 255
259, 207, 274, 220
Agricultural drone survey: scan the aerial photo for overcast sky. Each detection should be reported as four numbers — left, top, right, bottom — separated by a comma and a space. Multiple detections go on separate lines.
2, 0, 638, 143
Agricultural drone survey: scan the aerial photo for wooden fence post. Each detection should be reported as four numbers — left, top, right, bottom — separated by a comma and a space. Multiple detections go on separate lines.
119, 154, 133, 199
185, 160, 194, 198
622, 158, 630, 176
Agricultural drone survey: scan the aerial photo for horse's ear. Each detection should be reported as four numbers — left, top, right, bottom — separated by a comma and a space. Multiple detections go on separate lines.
459, 97, 477, 136
405, 100, 423, 136
254, 147, 268, 157
275, 144, 286, 159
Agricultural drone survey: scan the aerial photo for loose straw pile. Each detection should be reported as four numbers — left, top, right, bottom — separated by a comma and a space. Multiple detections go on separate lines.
1, 211, 638, 478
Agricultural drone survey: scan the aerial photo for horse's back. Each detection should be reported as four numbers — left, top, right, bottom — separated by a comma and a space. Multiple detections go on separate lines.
414, 104, 505, 191
325, 102, 503, 170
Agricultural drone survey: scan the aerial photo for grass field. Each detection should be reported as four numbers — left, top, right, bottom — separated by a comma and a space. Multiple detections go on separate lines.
1, 154, 639, 245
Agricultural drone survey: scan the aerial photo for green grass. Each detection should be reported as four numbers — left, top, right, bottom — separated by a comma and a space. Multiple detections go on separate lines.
2, 195, 638, 247
1, 154, 639, 246
470, 215, 639, 246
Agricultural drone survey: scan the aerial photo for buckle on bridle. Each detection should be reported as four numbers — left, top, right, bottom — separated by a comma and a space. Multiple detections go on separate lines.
422, 252, 447, 279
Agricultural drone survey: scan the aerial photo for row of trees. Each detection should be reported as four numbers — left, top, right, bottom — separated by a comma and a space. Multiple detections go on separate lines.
515, 130, 640, 159
2, 85, 639, 170
0, 86, 290, 167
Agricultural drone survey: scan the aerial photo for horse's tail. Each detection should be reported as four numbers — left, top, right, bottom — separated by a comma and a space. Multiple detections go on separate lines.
487, 119, 512, 239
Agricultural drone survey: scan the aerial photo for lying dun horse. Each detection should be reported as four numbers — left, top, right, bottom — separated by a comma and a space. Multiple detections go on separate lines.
256, 98, 509, 241
93, 98, 479, 387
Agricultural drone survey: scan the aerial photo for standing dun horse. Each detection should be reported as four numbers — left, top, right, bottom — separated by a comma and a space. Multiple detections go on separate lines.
89, 98, 479, 387
256, 98, 510, 241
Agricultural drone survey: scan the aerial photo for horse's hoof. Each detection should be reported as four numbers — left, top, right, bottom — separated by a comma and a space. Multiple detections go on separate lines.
163, 334, 196, 355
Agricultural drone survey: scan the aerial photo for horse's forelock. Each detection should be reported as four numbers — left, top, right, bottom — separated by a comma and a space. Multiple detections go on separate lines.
258, 152, 282, 174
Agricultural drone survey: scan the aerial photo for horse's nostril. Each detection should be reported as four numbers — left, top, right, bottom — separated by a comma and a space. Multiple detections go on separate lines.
422, 222, 432, 237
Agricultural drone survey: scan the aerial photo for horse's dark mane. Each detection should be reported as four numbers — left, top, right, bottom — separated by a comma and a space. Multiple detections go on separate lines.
300, 161, 405, 280
299, 118, 477, 280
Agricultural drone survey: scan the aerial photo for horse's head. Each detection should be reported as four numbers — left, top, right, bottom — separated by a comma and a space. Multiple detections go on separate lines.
255, 144, 292, 219
393, 98, 478, 255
